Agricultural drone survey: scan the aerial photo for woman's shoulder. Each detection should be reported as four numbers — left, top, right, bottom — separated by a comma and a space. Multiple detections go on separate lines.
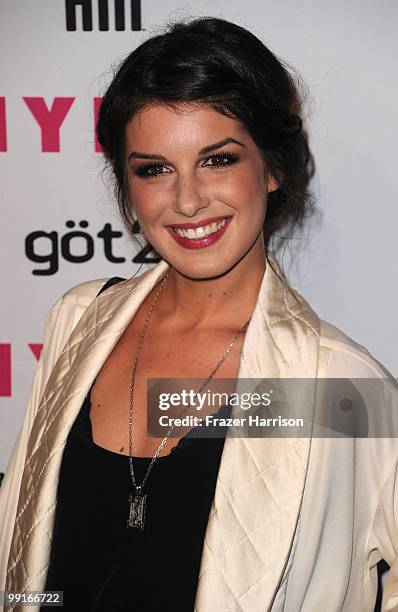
55, 267, 156, 308
46, 266, 162, 338
318, 317, 394, 380
56, 277, 111, 305
48, 275, 132, 321
41, 278, 110, 339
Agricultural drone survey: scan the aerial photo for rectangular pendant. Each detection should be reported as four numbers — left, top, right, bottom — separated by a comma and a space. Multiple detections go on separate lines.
127, 492, 146, 529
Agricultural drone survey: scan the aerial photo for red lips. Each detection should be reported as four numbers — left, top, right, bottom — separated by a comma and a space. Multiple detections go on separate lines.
166, 216, 232, 250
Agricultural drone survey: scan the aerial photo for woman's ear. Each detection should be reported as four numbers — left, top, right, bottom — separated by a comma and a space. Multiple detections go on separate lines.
267, 174, 280, 194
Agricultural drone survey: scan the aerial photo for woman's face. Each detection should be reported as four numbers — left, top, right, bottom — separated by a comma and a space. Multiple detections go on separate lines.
125, 102, 278, 279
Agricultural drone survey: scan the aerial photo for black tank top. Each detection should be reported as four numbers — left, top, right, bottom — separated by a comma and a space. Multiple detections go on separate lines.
43, 390, 229, 611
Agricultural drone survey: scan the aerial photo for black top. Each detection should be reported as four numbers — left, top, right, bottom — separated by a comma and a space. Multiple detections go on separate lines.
43, 391, 229, 612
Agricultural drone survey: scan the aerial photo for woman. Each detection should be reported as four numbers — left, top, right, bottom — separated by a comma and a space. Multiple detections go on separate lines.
1, 16, 398, 612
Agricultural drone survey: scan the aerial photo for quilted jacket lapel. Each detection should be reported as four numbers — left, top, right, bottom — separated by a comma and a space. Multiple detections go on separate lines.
5, 258, 320, 612
194, 261, 321, 610
5, 261, 169, 602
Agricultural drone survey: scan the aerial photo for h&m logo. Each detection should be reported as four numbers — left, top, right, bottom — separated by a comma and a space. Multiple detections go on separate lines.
65, 0, 142, 31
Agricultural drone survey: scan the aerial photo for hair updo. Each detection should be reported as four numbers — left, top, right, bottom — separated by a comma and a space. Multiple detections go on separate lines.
96, 16, 314, 273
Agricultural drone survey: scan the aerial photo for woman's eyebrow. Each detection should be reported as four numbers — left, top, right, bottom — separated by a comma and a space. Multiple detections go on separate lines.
128, 138, 246, 162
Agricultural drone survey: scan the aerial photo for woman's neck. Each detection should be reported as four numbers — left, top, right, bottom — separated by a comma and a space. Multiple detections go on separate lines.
158, 249, 267, 330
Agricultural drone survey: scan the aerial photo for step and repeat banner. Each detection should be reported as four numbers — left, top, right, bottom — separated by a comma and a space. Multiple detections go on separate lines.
1, 0, 397, 473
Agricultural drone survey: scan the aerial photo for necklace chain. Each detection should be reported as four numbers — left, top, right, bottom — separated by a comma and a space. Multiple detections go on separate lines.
127, 270, 251, 528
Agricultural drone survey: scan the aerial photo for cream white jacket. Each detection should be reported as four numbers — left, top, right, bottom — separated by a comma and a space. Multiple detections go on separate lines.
1, 259, 398, 611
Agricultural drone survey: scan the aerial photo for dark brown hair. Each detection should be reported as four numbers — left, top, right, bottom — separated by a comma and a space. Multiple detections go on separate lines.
97, 16, 315, 277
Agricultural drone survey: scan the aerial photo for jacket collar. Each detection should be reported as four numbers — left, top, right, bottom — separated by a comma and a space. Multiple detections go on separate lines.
6, 258, 321, 610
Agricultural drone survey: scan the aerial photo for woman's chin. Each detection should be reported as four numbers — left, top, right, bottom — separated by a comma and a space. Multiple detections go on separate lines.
151, 232, 264, 281
163, 256, 243, 282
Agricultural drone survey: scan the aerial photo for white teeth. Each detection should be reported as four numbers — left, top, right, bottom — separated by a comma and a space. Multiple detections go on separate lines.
172, 218, 228, 239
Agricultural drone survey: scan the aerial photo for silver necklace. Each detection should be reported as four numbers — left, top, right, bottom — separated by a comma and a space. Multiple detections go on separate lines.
127, 271, 251, 529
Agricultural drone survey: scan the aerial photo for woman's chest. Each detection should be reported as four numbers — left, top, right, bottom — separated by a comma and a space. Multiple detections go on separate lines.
89, 319, 243, 457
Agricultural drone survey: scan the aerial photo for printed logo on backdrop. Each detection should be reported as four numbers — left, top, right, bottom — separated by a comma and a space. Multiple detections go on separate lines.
25, 220, 160, 275
0, 345, 41, 398
1, 4, 145, 412
0, 97, 102, 153
65, 0, 142, 31
0, 95, 156, 266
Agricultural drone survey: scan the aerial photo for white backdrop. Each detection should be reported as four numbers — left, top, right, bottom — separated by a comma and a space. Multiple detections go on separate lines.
1, 0, 397, 473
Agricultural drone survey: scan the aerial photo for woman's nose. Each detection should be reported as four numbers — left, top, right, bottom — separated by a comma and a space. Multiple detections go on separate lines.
173, 174, 210, 217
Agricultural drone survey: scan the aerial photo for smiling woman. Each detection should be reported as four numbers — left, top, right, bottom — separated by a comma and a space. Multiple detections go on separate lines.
124, 103, 278, 279
1, 15, 398, 612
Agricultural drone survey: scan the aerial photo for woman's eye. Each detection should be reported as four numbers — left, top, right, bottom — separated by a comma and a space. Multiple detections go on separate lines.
135, 163, 169, 178
203, 152, 239, 168
134, 151, 239, 178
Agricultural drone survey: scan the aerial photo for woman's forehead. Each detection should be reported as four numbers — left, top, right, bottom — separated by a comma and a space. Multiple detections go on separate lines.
125, 102, 249, 147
